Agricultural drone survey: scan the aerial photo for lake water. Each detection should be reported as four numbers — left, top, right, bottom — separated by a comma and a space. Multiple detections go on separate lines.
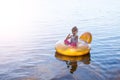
0, 0, 120, 80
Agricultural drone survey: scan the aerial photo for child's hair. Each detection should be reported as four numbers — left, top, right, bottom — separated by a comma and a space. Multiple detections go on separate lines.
72, 26, 78, 32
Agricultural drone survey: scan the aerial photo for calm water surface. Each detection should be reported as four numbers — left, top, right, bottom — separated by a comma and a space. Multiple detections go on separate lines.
0, 0, 120, 80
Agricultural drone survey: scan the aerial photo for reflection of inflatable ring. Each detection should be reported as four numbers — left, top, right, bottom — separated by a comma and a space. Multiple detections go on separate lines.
55, 32, 92, 56
55, 52, 90, 64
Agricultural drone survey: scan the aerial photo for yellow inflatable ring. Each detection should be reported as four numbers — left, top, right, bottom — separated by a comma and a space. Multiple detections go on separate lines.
55, 32, 92, 56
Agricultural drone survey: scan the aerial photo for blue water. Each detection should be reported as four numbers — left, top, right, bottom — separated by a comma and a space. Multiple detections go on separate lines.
0, 0, 120, 80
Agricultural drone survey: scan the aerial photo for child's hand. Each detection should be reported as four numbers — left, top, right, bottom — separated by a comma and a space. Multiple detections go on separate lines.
66, 34, 71, 40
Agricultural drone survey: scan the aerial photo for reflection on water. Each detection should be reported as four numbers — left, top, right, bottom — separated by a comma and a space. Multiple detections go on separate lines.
66, 61, 78, 74
55, 52, 90, 74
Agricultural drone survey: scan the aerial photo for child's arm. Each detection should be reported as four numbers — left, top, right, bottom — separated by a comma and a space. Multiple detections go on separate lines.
75, 35, 78, 42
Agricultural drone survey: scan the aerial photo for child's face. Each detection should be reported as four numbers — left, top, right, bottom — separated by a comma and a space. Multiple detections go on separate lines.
72, 30, 78, 35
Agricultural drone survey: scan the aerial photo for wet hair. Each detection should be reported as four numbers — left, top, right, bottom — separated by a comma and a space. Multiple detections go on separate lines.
72, 26, 78, 32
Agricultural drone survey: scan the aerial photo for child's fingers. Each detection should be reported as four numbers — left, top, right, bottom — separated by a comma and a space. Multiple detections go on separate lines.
67, 34, 70, 37
68, 34, 71, 37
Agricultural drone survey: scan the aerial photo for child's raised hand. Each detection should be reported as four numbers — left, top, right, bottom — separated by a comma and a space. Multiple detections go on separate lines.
66, 34, 71, 40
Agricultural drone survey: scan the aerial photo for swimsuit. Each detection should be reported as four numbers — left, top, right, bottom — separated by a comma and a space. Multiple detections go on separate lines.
64, 35, 78, 47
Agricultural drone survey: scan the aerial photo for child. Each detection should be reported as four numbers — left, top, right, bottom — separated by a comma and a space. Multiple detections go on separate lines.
64, 26, 78, 47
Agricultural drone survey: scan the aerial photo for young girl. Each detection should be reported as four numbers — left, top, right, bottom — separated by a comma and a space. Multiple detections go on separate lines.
64, 26, 78, 47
